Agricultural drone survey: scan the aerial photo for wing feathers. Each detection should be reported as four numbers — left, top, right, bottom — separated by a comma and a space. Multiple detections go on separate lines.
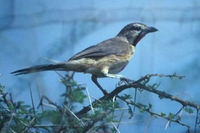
69, 37, 131, 61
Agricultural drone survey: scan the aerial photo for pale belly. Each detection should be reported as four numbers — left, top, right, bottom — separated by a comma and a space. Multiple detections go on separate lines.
108, 61, 129, 74
84, 54, 132, 77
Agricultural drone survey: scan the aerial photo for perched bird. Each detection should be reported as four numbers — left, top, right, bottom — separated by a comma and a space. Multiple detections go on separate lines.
11, 22, 158, 95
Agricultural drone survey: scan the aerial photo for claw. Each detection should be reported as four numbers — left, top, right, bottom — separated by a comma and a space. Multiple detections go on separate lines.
120, 77, 134, 85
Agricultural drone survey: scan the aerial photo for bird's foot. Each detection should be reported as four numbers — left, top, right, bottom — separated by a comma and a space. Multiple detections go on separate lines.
120, 77, 135, 84
117, 77, 135, 87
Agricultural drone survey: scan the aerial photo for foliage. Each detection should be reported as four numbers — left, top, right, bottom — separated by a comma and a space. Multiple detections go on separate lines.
0, 73, 200, 133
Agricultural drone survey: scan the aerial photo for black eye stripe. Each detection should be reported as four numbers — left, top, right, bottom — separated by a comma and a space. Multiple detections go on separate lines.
130, 26, 141, 31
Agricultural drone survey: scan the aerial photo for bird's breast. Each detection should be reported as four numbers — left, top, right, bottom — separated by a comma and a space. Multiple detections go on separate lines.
108, 54, 133, 74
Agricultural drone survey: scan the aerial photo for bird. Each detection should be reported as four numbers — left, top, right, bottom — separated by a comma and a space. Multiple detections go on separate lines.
11, 22, 158, 95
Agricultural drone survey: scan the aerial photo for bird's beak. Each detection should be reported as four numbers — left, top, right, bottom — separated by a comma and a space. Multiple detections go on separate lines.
146, 26, 158, 33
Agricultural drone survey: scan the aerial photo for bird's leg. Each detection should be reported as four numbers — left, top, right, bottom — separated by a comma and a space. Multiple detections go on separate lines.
91, 75, 108, 95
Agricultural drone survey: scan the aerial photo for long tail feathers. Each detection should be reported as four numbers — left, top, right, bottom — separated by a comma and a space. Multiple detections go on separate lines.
11, 63, 67, 75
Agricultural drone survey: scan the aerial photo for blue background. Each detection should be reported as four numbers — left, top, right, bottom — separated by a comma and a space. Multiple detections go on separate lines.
0, 1, 200, 132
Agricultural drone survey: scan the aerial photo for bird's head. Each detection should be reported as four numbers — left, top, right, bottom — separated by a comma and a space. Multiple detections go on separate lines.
117, 22, 158, 46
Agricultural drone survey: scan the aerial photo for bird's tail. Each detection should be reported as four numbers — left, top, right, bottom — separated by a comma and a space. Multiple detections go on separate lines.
11, 63, 71, 75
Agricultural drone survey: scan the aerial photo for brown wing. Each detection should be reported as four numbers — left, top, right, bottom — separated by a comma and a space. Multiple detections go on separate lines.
68, 37, 132, 61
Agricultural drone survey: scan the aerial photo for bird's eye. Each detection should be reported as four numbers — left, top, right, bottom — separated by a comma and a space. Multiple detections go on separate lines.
130, 26, 141, 31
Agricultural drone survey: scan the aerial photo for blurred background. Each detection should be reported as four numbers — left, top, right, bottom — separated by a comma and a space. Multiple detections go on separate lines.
0, 0, 200, 132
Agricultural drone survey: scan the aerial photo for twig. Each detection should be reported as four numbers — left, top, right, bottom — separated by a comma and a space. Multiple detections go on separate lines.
82, 111, 112, 133
63, 105, 86, 126
194, 109, 199, 133
144, 115, 152, 133
134, 83, 199, 109
106, 115, 120, 133
115, 112, 124, 133
29, 84, 36, 116
37, 95, 61, 110
85, 87, 94, 114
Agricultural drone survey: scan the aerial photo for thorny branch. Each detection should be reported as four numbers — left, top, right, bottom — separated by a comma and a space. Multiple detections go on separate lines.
76, 73, 200, 132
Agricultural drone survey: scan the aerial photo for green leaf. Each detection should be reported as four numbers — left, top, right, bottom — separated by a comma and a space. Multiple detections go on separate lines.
160, 112, 166, 117
148, 103, 152, 109
168, 112, 175, 120
71, 87, 87, 103
120, 94, 132, 100
139, 107, 145, 113
184, 107, 193, 114
128, 106, 134, 119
